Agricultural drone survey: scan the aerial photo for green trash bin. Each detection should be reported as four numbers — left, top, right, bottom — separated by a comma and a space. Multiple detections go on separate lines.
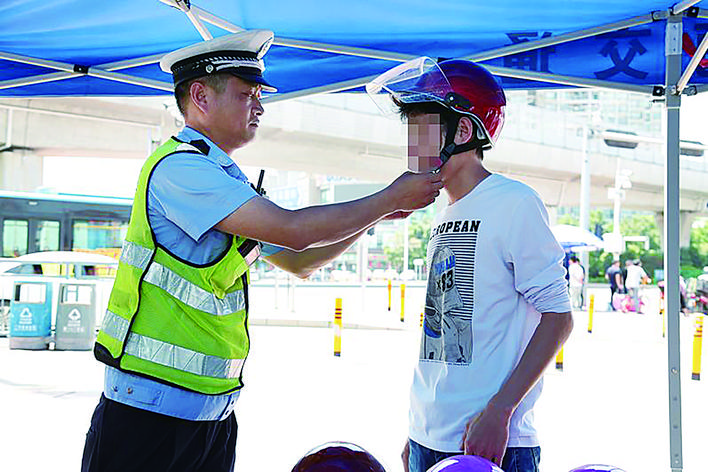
55, 282, 96, 350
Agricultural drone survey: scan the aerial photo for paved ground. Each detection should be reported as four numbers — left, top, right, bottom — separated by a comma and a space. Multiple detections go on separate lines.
1, 285, 706, 472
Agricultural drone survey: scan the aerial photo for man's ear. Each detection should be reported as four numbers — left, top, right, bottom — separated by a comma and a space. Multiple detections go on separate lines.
189, 81, 209, 115
455, 116, 475, 145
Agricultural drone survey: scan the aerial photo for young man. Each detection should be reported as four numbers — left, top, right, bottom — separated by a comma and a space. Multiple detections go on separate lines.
81, 31, 442, 472
368, 58, 573, 472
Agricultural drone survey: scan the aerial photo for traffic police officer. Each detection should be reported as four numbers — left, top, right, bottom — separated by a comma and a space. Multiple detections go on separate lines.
81, 29, 442, 472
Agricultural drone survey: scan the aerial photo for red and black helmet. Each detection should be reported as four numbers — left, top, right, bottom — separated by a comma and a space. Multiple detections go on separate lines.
433, 59, 506, 148
291, 442, 386, 472
367, 57, 506, 150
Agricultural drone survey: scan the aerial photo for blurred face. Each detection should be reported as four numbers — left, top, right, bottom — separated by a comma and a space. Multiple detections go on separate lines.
210, 76, 264, 151
407, 113, 444, 172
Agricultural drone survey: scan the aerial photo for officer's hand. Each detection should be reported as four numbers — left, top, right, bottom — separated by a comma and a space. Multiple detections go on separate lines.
387, 171, 443, 211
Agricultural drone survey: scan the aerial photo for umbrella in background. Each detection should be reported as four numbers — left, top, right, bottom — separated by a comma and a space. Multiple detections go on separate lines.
551, 224, 604, 253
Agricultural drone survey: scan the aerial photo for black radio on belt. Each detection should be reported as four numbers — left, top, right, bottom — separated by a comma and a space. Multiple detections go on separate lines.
241, 169, 266, 267
251, 169, 266, 197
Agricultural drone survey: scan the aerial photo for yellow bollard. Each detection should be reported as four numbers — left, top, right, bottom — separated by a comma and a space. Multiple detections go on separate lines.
400, 283, 406, 322
587, 294, 595, 333
692, 315, 703, 381
387, 279, 392, 311
334, 298, 342, 357
420, 311, 424, 328
661, 298, 666, 338
555, 347, 564, 371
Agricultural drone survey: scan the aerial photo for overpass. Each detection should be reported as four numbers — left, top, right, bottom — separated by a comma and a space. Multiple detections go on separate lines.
1, 93, 707, 244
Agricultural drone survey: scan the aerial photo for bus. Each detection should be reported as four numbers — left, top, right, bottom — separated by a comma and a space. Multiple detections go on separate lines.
0, 190, 133, 260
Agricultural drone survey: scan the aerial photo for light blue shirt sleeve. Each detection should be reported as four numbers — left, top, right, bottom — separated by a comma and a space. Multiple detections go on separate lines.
147, 145, 283, 264
150, 153, 258, 243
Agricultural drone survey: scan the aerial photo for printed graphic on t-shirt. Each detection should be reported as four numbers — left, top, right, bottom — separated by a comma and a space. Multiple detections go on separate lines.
420, 219, 479, 365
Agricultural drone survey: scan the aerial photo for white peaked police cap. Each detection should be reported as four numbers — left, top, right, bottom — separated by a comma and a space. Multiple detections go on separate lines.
160, 29, 277, 92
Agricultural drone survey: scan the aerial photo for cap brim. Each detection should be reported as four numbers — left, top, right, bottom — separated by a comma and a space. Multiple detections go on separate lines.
230, 72, 277, 93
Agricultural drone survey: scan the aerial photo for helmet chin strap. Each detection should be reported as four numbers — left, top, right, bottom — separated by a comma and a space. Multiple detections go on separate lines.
436, 116, 485, 171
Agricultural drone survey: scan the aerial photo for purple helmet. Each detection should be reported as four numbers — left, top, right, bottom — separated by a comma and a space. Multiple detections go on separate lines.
291, 442, 386, 472
569, 466, 627, 472
427, 455, 504, 472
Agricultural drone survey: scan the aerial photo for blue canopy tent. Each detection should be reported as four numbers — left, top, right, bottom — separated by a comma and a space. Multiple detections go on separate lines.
2, 1, 707, 470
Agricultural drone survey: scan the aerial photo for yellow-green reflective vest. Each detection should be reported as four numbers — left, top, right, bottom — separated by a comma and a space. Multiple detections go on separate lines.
95, 137, 261, 395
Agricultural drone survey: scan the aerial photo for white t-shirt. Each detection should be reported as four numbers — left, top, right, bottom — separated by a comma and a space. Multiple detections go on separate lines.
625, 265, 648, 289
568, 263, 584, 288
409, 174, 571, 452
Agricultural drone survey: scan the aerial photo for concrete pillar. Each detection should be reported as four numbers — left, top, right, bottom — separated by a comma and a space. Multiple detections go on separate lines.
680, 211, 697, 248
655, 211, 696, 249
308, 175, 321, 205
655, 212, 663, 249
0, 151, 43, 191
547, 206, 558, 226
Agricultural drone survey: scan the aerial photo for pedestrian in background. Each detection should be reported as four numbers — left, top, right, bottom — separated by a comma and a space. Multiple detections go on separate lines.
605, 259, 624, 311
625, 259, 649, 313
568, 255, 585, 310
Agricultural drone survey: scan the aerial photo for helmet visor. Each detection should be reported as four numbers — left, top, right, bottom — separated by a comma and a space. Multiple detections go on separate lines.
366, 57, 453, 116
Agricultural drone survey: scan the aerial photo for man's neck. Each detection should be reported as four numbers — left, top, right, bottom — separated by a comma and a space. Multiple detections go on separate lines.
184, 121, 235, 156
444, 156, 491, 204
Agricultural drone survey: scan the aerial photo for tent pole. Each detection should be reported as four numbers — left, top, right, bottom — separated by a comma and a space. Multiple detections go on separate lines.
0, 72, 75, 91
672, 0, 702, 14
484, 65, 654, 94
86, 69, 173, 92
0, 50, 172, 93
160, 0, 416, 62
262, 74, 379, 104
677, 30, 708, 93
99, 54, 165, 71
468, 13, 661, 62
665, 12, 684, 472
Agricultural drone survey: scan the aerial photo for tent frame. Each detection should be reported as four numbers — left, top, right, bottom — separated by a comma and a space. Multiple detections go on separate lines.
3, 1, 707, 470
0, 2, 690, 98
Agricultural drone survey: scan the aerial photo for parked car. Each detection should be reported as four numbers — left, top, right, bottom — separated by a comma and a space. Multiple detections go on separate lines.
0, 251, 118, 303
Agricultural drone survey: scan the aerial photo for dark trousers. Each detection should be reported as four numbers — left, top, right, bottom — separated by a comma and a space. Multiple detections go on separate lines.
81, 395, 237, 472
609, 286, 619, 310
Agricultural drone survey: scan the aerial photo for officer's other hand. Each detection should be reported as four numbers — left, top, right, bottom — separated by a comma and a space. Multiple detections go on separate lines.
383, 210, 413, 221
388, 171, 443, 211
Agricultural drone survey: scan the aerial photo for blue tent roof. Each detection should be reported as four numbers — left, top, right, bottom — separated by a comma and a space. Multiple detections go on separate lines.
2, 0, 708, 97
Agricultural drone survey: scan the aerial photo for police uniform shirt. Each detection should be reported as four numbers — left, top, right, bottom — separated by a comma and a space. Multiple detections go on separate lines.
104, 126, 281, 421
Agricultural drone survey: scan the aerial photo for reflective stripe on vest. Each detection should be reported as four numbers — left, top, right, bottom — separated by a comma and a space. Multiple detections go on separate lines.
143, 262, 245, 316
125, 333, 245, 379
120, 240, 152, 271
102, 310, 130, 344
119, 240, 246, 316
